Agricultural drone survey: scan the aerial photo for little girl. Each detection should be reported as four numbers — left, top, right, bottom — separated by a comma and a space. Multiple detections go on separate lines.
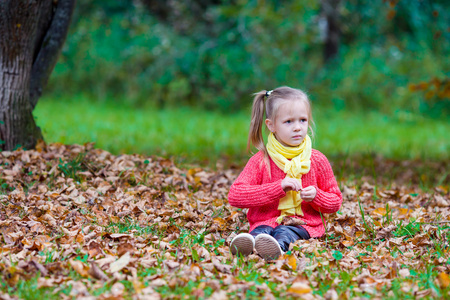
228, 86, 342, 260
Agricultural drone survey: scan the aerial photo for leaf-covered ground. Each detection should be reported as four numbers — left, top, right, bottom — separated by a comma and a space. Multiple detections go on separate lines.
0, 143, 449, 299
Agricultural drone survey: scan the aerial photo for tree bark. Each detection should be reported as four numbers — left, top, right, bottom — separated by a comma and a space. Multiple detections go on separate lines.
30, 0, 76, 109
321, 0, 341, 63
0, 0, 75, 151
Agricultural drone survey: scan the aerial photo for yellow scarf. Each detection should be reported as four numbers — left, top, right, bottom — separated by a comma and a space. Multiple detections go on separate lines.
266, 133, 312, 224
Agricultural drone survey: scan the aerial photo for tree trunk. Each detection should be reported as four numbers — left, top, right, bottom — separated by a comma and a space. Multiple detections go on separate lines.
321, 0, 341, 63
0, 0, 75, 151
0, 2, 43, 150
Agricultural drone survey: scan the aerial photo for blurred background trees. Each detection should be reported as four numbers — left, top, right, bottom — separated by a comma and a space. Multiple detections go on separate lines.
46, 0, 449, 115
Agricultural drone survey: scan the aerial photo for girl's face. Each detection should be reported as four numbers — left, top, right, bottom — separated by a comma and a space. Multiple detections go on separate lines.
265, 100, 309, 147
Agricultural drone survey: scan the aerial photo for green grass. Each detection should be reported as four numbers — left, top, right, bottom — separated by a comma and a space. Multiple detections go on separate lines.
34, 96, 449, 165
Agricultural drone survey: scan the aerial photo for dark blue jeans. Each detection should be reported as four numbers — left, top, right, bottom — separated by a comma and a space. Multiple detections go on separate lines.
250, 225, 310, 252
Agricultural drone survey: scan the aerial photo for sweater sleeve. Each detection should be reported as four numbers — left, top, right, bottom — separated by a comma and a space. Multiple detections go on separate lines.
309, 151, 343, 214
228, 153, 286, 208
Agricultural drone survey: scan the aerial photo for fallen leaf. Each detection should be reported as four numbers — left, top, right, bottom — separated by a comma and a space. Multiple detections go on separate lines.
376, 225, 397, 240
287, 282, 312, 295
212, 258, 232, 274
164, 261, 180, 269
110, 282, 125, 296
88, 262, 109, 281
281, 217, 306, 226
399, 269, 410, 277
435, 194, 449, 207
69, 259, 90, 277
30, 260, 48, 277
438, 272, 450, 288
109, 252, 131, 273
117, 242, 134, 257
372, 207, 387, 216
282, 254, 297, 271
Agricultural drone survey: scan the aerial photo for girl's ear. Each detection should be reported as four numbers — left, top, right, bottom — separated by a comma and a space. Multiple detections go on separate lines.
265, 119, 275, 133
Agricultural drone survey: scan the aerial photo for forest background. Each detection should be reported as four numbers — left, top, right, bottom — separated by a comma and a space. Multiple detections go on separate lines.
36, 0, 450, 166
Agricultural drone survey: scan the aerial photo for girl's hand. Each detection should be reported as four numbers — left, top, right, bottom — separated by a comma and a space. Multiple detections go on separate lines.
300, 186, 317, 202
281, 178, 302, 192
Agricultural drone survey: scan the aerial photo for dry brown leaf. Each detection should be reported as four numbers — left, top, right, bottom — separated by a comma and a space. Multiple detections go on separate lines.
212, 258, 232, 274
281, 217, 306, 226
164, 261, 180, 269
117, 242, 135, 257
110, 282, 125, 297
69, 259, 90, 277
88, 262, 109, 281
30, 260, 48, 277
376, 225, 397, 240
148, 279, 167, 287
435, 194, 449, 207
37, 277, 55, 289
342, 185, 357, 200
1, 144, 448, 299
109, 252, 131, 273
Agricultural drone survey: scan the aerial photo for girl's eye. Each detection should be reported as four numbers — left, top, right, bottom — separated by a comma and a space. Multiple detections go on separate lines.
285, 120, 291, 123
301, 119, 307, 122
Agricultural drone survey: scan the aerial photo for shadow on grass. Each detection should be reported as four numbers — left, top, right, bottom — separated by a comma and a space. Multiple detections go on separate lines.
329, 152, 448, 190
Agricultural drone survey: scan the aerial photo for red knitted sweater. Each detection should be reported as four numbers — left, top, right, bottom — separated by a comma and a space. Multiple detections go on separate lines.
228, 149, 342, 238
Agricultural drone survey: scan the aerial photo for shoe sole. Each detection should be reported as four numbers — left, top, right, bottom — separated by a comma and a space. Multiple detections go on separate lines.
230, 234, 254, 256
255, 234, 283, 260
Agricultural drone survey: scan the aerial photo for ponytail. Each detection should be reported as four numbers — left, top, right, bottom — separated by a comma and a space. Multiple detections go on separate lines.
247, 91, 271, 171
247, 91, 266, 153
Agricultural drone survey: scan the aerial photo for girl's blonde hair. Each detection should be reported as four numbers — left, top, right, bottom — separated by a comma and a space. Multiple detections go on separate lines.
248, 86, 314, 166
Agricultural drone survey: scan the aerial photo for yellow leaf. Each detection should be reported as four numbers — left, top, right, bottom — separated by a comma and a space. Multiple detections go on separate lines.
188, 168, 202, 176
288, 282, 312, 295
109, 215, 120, 223
437, 185, 448, 193
213, 217, 226, 227
398, 208, 412, 217
438, 272, 450, 288
341, 240, 354, 247
372, 207, 386, 216
213, 198, 224, 207
194, 177, 202, 185
283, 254, 297, 270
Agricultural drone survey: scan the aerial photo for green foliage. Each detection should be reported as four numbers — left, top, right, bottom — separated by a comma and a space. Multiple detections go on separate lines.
332, 250, 343, 261
35, 96, 450, 165
0, 275, 72, 300
394, 221, 421, 237
0, 178, 14, 195
46, 0, 449, 115
57, 153, 87, 182
107, 219, 159, 237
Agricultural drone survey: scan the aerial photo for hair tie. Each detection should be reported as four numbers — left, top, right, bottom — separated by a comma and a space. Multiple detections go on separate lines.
265, 90, 273, 97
